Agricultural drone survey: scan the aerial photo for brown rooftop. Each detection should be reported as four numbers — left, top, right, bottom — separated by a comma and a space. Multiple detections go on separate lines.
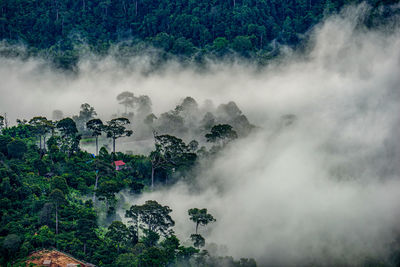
27, 249, 95, 267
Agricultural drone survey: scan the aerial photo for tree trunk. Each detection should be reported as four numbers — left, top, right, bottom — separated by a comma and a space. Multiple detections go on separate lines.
55, 205, 59, 235
83, 243, 86, 254
61, 16, 64, 35
43, 135, 47, 152
196, 222, 199, 234
39, 136, 42, 150
151, 166, 155, 190
95, 136, 98, 156
92, 172, 99, 204
137, 218, 140, 240
113, 137, 116, 154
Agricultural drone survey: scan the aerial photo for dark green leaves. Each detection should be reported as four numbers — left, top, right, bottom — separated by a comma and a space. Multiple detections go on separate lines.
126, 200, 175, 237
205, 124, 238, 144
7, 139, 27, 159
86, 119, 104, 137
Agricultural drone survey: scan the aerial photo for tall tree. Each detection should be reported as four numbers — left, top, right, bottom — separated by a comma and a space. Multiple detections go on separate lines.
76, 202, 97, 255
96, 180, 121, 213
104, 118, 133, 154
86, 118, 104, 156
57, 117, 78, 137
79, 103, 97, 122
125, 204, 142, 240
126, 200, 175, 238
188, 208, 216, 235
91, 157, 114, 205
74, 103, 97, 132
49, 189, 66, 236
188, 208, 215, 249
56, 118, 81, 155
117, 91, 135, 114
149, 133, 196, 189
29, 116, 53, 151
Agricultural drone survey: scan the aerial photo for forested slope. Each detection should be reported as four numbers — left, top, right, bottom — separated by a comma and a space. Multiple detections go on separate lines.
1, 0, 398, 68
0, 110, 255, 266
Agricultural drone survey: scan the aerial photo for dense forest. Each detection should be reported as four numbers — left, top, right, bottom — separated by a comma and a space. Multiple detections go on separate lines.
0, 95, 260, 266
1, 0, 400, 266
1, 92, 400, 266
1, 0, 399, 69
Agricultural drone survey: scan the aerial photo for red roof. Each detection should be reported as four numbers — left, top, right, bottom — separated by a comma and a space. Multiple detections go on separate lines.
114, 160, 126, 166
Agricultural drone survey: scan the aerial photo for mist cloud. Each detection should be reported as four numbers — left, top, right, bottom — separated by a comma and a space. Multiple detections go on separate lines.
1, 4, 400, 266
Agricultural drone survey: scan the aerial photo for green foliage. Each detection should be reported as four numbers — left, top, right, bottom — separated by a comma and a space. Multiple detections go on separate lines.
4, 111, 397, 267
188, 208, 216, 231
32, 226, 55, 248
96, 180, 121, 212
232, 36, 253, 55
51, 176, 69, 194
126, 200, 175, 237
106, 221, 129, 251
104, 118, 133, 154
56, 118, 81, 156
49, 188, 66, 207
86, 119, 104, 137
2, 234, 21, 256
142, 230, 160, 248
74, 103, 97, 133
137, 246, 169, 267
7, 139, 27, 159
205, 124, 238, 145
190, 233, 205, 248
0, 135, 12, 155
150, 134, 197, 187
28, 116, 54, 151
213, 37, 230, 54
116, 253, 138, 267
188, 208, 215, 248
2, 0, 389, 68
57, 118, 78, 137
33, 159, 48, 176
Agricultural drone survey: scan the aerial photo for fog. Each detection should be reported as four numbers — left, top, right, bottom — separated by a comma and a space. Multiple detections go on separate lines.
1, 3, 400, 266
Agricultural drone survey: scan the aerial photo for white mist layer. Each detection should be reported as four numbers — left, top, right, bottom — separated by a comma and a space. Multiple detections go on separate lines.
1, 4, 400, 265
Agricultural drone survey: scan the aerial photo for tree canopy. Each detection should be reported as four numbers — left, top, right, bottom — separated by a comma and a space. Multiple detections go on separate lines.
1, 0, 395, 69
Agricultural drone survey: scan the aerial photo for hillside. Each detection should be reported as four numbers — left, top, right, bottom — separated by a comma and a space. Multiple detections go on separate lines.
1, 0, 398, 68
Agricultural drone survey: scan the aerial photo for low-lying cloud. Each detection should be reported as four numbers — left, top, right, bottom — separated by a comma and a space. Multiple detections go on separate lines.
1, 3, 400, 266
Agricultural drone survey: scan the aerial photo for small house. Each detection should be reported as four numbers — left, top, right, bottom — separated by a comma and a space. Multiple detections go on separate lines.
113, 160, 126, 171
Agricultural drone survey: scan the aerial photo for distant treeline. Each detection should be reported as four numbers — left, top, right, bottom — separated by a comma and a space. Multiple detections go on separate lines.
0, 0, 398, 68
